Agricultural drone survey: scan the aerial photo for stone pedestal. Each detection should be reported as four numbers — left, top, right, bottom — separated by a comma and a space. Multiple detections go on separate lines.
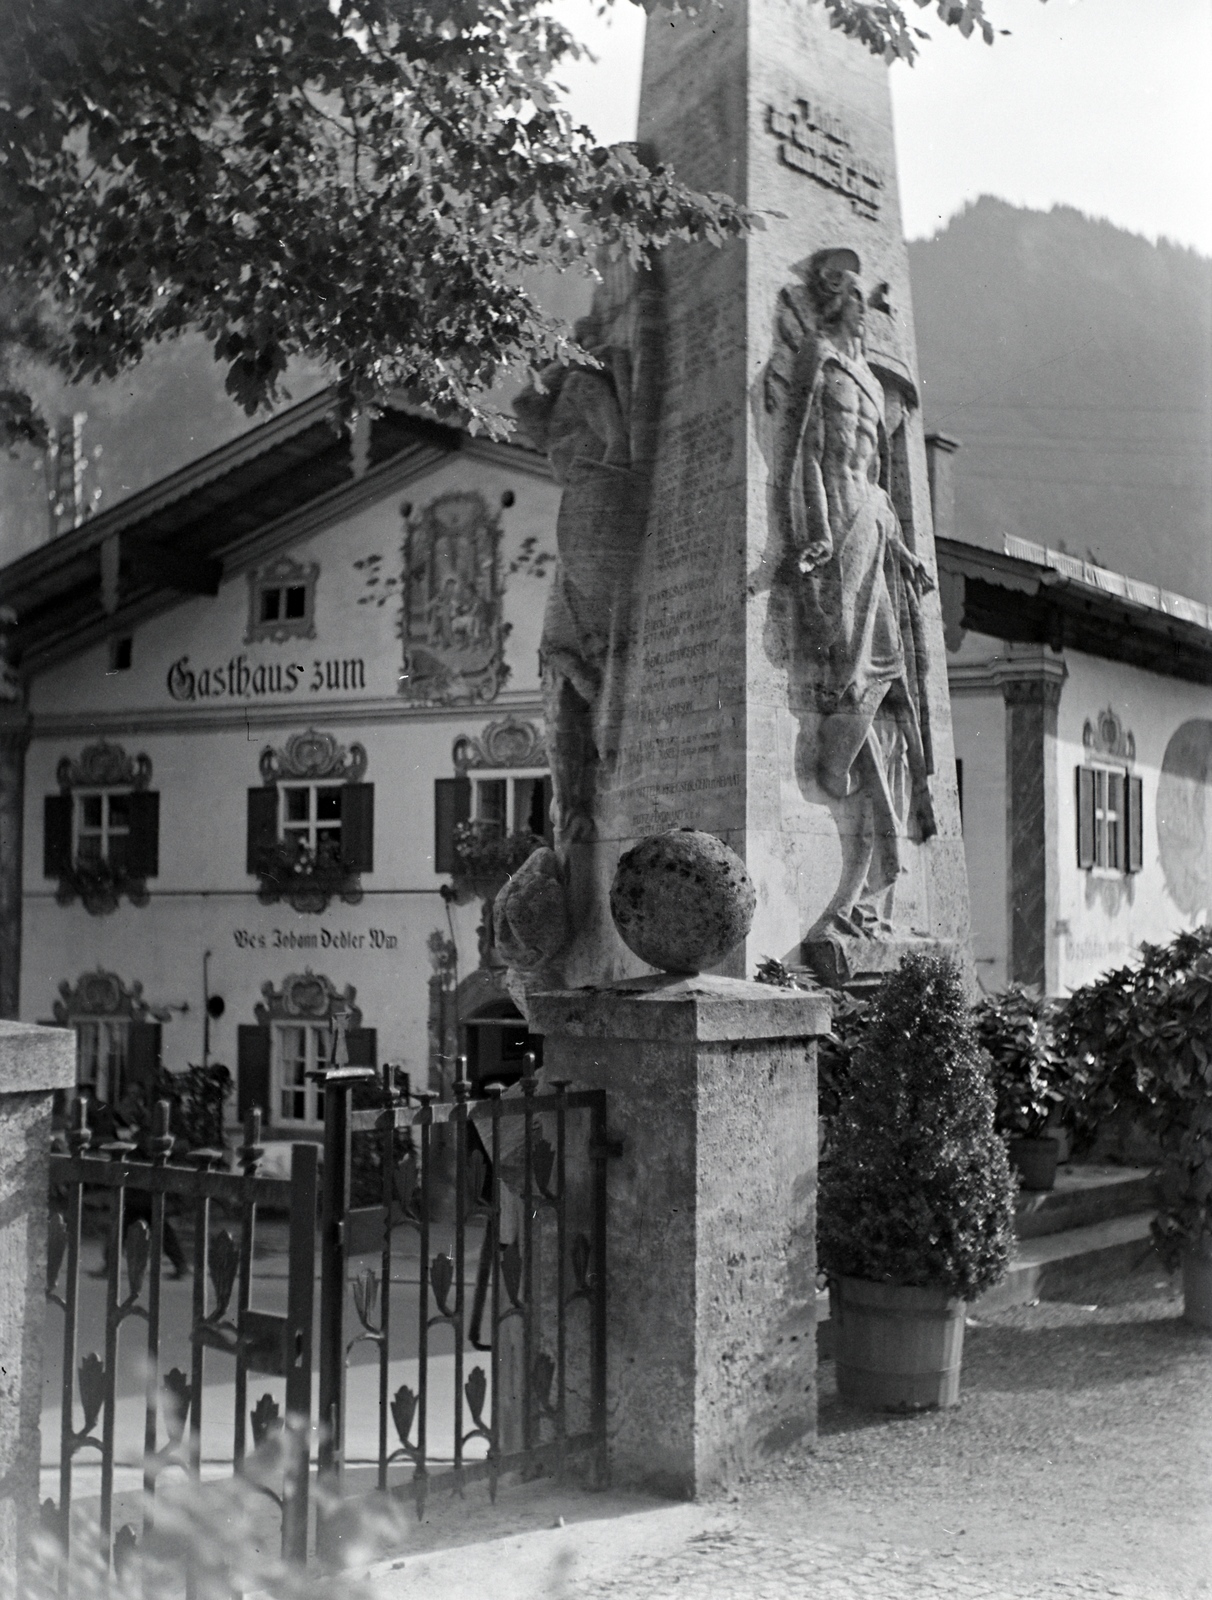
0, 1022, 76, 1573
529, 977, 827, 1497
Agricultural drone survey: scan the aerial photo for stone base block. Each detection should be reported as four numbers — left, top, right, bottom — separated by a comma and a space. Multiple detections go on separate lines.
529, 975, 827, 1498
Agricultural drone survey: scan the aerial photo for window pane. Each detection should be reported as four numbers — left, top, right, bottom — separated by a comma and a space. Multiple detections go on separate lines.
80, 794, 103, 829
107, 834, 129, 873
261, 587, 282, 621
77, 1023, 100, 1085
107, 793, 131, 830
316, 788, 341, 822
284, 585, 307, 619
316, 827, 342, 859
78, 835, 103, 862
476, 779, 507, 831
314, 1026, 332, 1065
284, 788, 311, 823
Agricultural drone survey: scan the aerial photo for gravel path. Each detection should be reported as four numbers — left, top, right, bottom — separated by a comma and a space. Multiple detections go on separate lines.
570, 1259, 1212, 1600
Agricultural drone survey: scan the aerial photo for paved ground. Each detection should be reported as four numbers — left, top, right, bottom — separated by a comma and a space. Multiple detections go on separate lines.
362, 1255, 1212, 1600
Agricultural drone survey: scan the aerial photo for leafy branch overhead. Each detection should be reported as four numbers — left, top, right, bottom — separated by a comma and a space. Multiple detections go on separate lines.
0, 0, 1032, 446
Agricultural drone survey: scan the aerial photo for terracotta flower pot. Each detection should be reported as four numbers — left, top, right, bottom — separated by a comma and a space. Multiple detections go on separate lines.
830, 1276, 966, 1411
1182, 1237, 1212, 1332
1009, 1135, 1060, 1191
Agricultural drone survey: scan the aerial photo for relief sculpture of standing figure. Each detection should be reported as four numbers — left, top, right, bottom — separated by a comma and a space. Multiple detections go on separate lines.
514, 266, 659, 846
777, 247, 936, 938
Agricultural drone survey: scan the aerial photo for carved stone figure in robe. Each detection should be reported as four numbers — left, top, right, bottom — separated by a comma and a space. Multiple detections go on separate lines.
514, 293, 651, 844
776, 248, 936, 938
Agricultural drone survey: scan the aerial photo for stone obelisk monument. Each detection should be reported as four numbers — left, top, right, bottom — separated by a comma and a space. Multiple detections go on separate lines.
528, 0, 972, 990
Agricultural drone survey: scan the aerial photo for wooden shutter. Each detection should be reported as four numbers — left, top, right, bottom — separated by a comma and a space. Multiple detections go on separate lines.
1126, 774, 1144, 873
246, 787, 278, 874
126, 790, 160, 878
340, 784, 375, 873
1076, 767, 1095, 869
125, 1021, 162, 1095
44, 794, 73, 877
1107, 772, 1125, 870
237, 1024, 272, 1122
434, 777, 471, 873
344, 1027, 377, 1070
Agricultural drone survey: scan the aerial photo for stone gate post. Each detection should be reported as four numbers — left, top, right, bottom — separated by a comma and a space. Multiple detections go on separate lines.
529, 976, 827, 1499
0, 1022, 76, 1576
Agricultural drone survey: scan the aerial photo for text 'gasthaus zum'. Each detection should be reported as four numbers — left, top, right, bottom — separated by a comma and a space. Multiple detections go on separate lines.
168, 654, 366, 701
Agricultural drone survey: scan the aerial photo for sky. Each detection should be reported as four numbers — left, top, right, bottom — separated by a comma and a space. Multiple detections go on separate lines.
548, 0, 1212, 255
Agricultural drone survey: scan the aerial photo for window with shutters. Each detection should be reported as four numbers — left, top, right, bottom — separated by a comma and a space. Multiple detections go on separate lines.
1076, 764, 1142, 876
52, 969, 163, 1104
45, 742, 158, 915
249, 729, 372, 913
239, 972, 373, 1133
75, 1018, 129, 1103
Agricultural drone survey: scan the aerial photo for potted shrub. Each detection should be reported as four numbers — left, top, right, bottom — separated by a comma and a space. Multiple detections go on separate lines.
974, 984, 1067, 1190
819, 953, 1016, 1410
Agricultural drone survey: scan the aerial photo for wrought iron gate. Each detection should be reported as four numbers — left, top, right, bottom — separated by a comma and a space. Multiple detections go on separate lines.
44, 1098, 316, 1582
316, 1053, 608, 1553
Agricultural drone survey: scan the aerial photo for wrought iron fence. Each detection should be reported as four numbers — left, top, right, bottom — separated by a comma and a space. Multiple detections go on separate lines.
43, 1098, 316, 1584
316, 1054, 608, 1556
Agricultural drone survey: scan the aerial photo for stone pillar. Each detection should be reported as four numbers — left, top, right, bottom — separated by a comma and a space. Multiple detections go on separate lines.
529, 976, 827, 1498
0, 1022, 76, 1574
1002, 657, 1066, 993
0, 713, 29, 1021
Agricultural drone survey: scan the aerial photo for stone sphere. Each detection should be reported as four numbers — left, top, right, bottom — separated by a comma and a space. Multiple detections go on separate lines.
610, 829, 756, 975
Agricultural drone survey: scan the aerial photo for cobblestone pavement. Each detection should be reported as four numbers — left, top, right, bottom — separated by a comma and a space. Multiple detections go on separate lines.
567, 1261, 1212, 1600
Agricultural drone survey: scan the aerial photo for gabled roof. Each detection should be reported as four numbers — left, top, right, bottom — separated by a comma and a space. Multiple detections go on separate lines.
0, 390, 547, 675
938, 536, 1212, 686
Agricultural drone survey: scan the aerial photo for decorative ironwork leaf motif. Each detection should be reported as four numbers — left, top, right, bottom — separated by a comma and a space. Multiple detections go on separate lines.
465, 1366, 488, 1427
124, 1219, 151, 1298
250, 1393, 282, 1448
209, 1230, 239, 1318
391, 1385, 417, 1447
353, 1267, 379, 1332
113, 1523, 139, 1579
571, 1233, 591, 1292
532, 1350, 555, 1407
531, 1137, 555, 1197
47, 1212, 67, 1296
501, 1240, 522, 1308
78, 1353, 106, 1436
162, 1368, 191, 1444
430, 1252, 454, 1314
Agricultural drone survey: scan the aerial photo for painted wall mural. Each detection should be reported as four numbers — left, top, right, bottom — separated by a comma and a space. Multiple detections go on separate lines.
397, 491, 507, 705
1158, 719, 1212, 919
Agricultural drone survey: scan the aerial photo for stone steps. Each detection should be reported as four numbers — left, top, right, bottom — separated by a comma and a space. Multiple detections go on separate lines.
816, 1162, 1158, 1355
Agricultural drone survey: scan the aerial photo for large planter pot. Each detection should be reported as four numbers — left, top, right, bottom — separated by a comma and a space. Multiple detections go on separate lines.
830, 1276, 966, 1411
1182, 1237, 1212, 1332
1009, 1135, 1060, 1191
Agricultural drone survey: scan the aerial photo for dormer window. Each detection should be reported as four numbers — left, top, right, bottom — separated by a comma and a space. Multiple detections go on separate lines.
246, 554, 318, 643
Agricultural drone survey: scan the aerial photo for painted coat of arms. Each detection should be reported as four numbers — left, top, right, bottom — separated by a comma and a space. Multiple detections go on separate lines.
399, 491, 507, 704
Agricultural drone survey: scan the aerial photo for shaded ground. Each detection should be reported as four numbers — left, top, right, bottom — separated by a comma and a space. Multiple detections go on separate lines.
366, 1255, 1212, 1599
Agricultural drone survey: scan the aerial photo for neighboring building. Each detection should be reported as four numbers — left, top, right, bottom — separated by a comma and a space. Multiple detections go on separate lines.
932, 439, 1212, 995
0, 392, 560, 1137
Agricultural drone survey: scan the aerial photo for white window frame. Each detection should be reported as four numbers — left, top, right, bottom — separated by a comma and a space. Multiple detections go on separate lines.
75, 1017, 130, 1103
470, 768, 550, 837
272, 1021, 331, 1128
74, 788, 132, 867
258, 579, 311, 628
279, 780, 344, 857
1090, 764, 1125, 873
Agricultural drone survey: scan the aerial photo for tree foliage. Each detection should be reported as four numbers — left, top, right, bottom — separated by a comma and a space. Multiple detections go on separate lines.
0, 0, 1033, 447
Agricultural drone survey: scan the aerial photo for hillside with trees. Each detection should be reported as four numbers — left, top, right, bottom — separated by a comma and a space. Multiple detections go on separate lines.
908, 198, 1212, 605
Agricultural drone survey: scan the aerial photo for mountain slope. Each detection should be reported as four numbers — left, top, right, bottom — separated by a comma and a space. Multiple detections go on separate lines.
908, 198, 1212, 606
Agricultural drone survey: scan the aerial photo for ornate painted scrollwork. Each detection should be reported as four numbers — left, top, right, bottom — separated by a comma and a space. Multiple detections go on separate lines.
57, 742, 152, 794
258, 728, 367, 786
1083, 707, 1136, 763
53, 969, 166, 1024
452, 717, 547, 775
254, 969, 362, 1027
